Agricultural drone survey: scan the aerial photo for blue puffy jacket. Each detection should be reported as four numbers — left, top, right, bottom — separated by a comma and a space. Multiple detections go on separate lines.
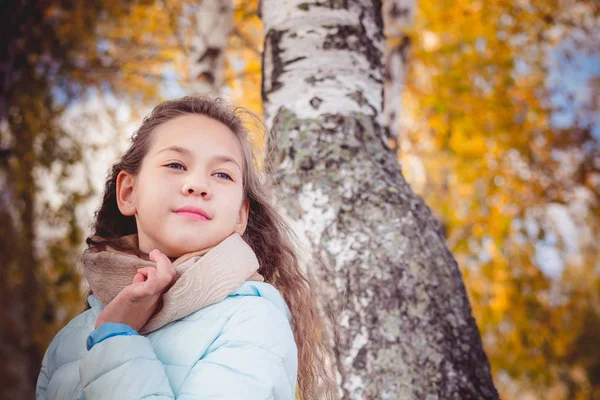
36, 281, 298, 399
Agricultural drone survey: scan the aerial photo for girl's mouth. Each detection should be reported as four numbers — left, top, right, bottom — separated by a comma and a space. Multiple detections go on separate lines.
174, 206, 212, 220
176, 211, 210, 221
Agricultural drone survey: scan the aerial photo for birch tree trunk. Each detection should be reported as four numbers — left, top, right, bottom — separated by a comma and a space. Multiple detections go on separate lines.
382, 0, 414, 145
260, 1, 499, 399
187, 0, 233, 94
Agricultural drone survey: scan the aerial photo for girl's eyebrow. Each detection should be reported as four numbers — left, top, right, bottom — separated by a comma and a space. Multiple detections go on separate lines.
156, 146, 241, 171
156, 145, 191, 157
211, 155, 242, 171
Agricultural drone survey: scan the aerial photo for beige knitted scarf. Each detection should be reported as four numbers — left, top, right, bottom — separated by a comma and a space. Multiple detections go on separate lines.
82, 233, 263, 334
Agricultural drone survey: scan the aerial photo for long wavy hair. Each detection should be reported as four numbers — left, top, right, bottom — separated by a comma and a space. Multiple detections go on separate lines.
85, 96, 336, 399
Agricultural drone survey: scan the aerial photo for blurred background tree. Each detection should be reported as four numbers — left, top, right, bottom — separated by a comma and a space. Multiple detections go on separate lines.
1, 0, 598, 399
400, 0, 600, 398
0, 0, 183, 397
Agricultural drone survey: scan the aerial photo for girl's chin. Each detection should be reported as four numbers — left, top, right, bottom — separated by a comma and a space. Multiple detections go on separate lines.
163, 238, 226, 256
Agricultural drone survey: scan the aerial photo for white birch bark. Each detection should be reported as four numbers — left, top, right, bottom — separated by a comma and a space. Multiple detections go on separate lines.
382, 0, 415, 146
187, 0, 233, 94
261, 1, 499, 399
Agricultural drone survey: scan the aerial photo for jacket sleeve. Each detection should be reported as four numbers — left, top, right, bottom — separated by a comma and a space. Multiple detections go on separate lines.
36, 351, 49, 399
79, 334, 175, 399
176, 297, 298, 400
78, 297, 297, 400
37, 311, 95, 400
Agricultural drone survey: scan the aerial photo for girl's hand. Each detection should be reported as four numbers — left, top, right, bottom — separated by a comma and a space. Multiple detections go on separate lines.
94, 249, 176, 331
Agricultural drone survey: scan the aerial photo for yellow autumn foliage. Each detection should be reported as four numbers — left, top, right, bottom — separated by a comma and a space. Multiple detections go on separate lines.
404, 1, 600, 399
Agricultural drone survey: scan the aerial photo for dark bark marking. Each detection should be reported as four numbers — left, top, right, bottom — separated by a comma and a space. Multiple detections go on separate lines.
296, 0, 348, 10
196, 71, 215, 84
261, 29, 286, 102
323, 24, 382, 69
305, 74, 337, 85
384, 36, 411, 81
371, 0, 385, 33
347, 90, 379, 119
368, 73, 384, 85
390, 2, 411, 19
310, 96, 323, 109
284, 56, 307, 66
328, 0, 349, 9
196, 47, 221, 63
352, 346, 368, 369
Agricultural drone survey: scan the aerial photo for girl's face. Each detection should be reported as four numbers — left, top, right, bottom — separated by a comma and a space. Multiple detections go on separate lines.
116, 114, 248, 257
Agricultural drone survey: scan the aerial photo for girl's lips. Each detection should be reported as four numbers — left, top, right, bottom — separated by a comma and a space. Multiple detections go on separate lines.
174, 206, 212, 220
176, 211, 210, 221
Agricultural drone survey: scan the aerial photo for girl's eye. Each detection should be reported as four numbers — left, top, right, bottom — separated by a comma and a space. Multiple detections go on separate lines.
165, 162, 186, 171
213, 172, 232, 181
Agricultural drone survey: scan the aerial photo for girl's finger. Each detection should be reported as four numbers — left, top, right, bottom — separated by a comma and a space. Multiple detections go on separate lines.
132, 272, 145, 284
150, 249, 176, 287
143, 267, 159, 294
132, 266, 154, 284
130, 267, 158, 299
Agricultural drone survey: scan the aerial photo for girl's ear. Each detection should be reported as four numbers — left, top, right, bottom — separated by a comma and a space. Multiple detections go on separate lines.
235, 199, 250, 235
116, 170, 137, 216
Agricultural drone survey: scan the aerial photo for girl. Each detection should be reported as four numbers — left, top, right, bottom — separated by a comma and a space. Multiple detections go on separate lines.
36, 96, 335, 399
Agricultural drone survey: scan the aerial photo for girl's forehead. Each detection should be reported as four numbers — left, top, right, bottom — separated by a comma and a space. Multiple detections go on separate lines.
151, 114, 243, 159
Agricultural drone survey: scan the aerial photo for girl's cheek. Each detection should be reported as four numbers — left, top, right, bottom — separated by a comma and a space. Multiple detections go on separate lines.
166, 180, 183, 190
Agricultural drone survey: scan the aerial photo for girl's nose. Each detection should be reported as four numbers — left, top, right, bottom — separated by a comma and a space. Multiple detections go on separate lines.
182, 181, 210, 198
